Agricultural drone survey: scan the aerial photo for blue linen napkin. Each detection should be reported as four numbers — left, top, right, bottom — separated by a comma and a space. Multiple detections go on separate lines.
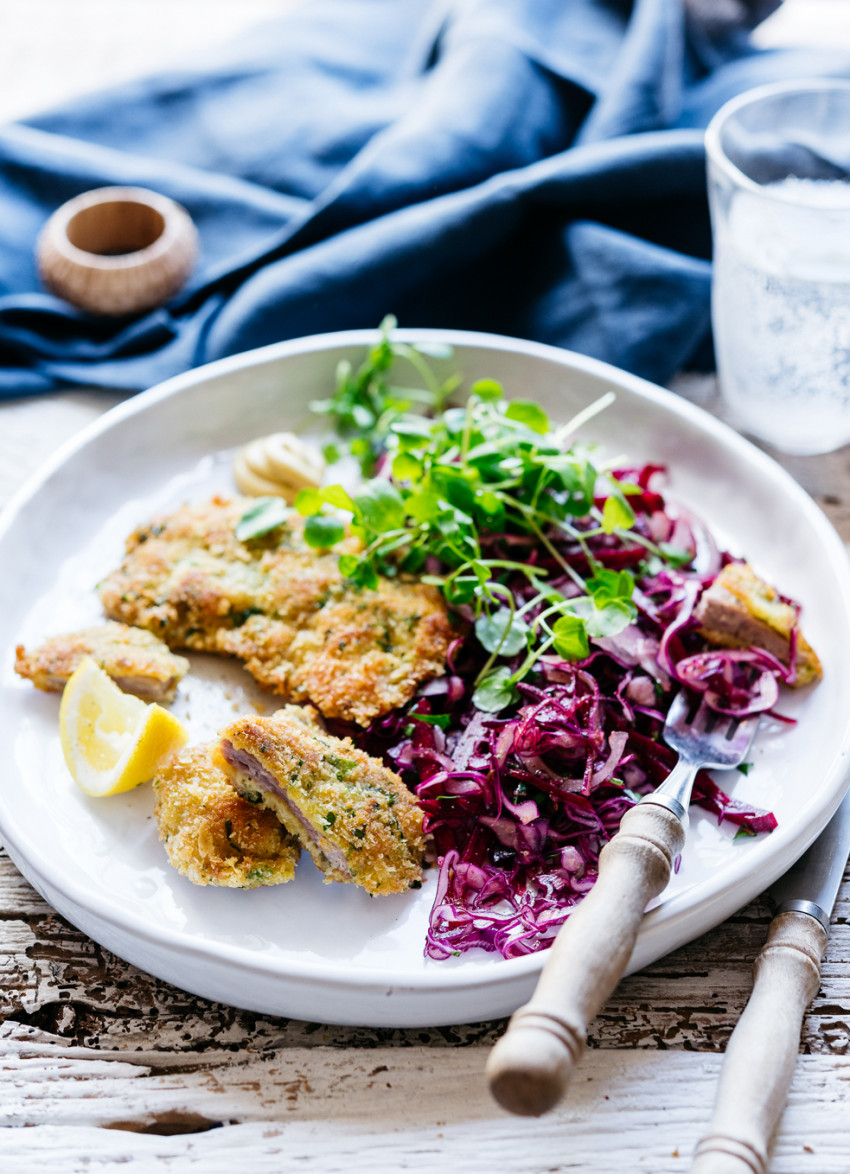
2, 0, 849, 397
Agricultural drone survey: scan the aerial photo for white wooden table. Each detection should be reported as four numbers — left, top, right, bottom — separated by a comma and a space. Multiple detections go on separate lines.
2, 3, 850, 1171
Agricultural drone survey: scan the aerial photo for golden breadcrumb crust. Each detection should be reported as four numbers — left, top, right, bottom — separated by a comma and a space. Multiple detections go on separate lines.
98, 495, 452, 724
153, 741, 300, 888
220, 710, 425, 896
695, 561, 821, 686
15, 621, 189, 702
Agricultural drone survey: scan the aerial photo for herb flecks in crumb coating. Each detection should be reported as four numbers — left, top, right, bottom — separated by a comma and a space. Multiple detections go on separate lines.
15, 621, 189, 703
219, 709, 425, 896
98, 495, 451, 725
154, 741, 300, 887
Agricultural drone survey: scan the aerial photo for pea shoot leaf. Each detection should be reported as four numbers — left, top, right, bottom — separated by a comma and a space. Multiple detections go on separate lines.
571, 595, 635, 638
552, 614, 590, 661
475, 607, 530, 656
470, 378, 503, 402
601, 495, 636, 534
472, 666, 518, 713
304, 514, 346, 549
505, 399, 550, 434
303, 318, 645, 694
354, 479, 406, 533
236, 497, 290, 542
659, 542, 693, 569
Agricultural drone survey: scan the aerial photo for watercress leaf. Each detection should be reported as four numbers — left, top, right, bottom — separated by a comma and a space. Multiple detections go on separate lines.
432, 468, 476, 514
617, 570, 635, 598
587, 568, 635, 604
391, 417, 433, 443
552, 615, 590, 661
405, 489, 442, 524
473, 490, 505, 531
358, 561, 380, 590
321, 484, 355, 512
472, 666, 518, 713
601, 495, 636, 534
567, 595, 592, 619
444, 575, 478, 606
304, 515, 346, 549
582, 462, 598, 505
659, 542, 693, 569
478, 490, 502, 515
584, 598, 634, 638
475, 607, 530, 656
505, 399, 550, 435
408, 712, 452, 729
470, 378, 503, 402
235, 497, 290, 542
464, 441, 502, 464
399, 547, 427, 574
322, 443, 341, 465
294, 487, 323, 517
442, 407, 468, 435
392, 452, 423, 482
354, 479, 406, 533
352, 404, 375, 430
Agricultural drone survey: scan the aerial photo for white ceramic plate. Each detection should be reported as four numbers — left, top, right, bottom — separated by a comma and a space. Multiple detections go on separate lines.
2, 329, 850, 1028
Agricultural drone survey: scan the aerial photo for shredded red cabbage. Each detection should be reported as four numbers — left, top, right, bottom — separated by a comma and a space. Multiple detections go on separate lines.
343, 466, 786, 962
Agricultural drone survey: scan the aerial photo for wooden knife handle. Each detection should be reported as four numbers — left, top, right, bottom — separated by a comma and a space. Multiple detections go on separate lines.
486, 801, 684, 1117
690, 911, 828, 1174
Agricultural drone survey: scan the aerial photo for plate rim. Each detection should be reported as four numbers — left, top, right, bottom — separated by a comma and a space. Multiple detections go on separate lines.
3, 326, 850, 999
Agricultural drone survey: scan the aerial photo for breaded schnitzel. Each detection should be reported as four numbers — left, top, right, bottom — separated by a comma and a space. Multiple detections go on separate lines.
154, 740, 300, 887
695, 561, 822, 685
98, 495, 452, 725
219, 707, 426, 896
15, 621, 189, 703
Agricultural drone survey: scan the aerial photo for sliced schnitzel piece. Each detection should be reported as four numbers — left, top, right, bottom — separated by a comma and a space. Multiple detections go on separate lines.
219, 708, 426, 896
98, 495, 452, 725
695, 561, 821, 686
15, 621, 189, 703
154, 740, 300, 888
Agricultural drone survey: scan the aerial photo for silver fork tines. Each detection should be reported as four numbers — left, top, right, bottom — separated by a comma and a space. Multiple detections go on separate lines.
648, 691, 760, 823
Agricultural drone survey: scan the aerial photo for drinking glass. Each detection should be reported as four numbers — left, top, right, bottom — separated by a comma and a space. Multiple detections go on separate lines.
706, 80, 850, 455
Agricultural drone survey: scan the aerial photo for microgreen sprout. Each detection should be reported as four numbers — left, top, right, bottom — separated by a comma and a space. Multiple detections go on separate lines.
296, 321, 690, 711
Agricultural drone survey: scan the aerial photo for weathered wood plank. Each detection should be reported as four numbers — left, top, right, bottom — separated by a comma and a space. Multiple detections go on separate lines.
0, 1043, 847, 1173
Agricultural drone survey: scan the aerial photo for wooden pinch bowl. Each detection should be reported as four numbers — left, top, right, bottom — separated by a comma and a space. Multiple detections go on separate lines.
36, 186, 198, 316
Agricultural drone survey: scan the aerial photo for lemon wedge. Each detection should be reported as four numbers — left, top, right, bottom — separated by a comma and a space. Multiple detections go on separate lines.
59, 657, 188, 797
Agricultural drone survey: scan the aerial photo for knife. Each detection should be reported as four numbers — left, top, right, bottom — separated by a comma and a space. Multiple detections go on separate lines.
691, 792, 850, 1174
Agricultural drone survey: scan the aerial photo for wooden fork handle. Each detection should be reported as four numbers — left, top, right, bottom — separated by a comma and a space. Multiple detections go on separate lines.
486, 801, 685, 1117
690, 911, 827, 1174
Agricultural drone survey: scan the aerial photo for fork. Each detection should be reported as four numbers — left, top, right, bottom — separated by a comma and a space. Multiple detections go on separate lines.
487, 689, 760, 1117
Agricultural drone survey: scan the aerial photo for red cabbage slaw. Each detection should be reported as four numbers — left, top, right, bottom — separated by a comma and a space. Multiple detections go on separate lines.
352, 465, 785, 962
